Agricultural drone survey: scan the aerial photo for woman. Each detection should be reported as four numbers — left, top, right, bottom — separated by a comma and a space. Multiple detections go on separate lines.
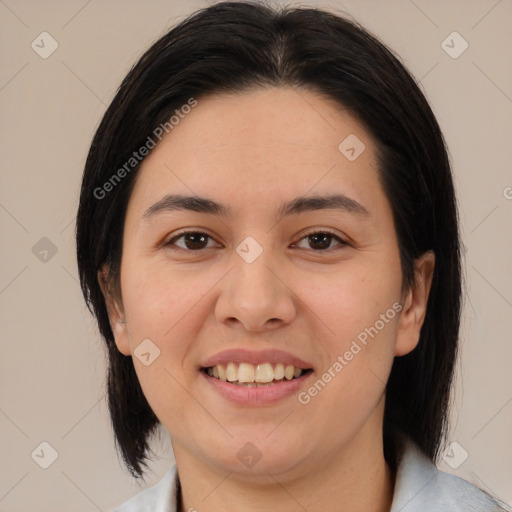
75, 2, 510, 511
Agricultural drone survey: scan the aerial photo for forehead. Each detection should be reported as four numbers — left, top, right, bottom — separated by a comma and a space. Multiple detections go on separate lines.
127, 87, 381, 217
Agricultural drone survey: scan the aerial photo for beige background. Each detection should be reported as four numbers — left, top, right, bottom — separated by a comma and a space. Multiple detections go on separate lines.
1, 0, 511, 510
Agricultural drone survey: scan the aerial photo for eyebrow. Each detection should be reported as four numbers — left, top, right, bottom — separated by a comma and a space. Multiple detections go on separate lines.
142, 193, 370, 220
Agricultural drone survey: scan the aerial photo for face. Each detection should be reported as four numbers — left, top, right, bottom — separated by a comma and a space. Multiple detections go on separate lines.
101, 87, 433, 480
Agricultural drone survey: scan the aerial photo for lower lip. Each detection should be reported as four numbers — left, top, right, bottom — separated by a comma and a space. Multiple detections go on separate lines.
201, 371, 312, 406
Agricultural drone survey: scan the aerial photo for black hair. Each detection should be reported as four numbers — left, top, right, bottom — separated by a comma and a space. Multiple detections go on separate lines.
76, 0, 461, 480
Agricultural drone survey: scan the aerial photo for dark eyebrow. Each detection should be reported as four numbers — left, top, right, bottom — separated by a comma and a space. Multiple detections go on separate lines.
142, 193, 369, 220
278, 194, 369, 217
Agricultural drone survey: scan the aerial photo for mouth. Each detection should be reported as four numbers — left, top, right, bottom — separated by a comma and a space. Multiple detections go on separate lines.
199, 349, 314, 404
201, 362, 313, 387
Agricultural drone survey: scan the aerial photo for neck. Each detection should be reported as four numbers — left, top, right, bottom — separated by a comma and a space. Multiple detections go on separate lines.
173, 416, 395, 512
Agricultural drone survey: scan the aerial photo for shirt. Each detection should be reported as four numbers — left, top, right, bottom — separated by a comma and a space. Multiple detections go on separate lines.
114, 438, 511, 511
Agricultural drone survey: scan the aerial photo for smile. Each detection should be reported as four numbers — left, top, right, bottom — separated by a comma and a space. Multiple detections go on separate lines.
203, 362, 312, 387
200, 348, 314, 404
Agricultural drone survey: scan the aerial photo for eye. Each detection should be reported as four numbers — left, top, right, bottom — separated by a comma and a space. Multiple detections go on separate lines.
164, 229, 348, 252
165, 231, 219, 251
293, 230, 348, 251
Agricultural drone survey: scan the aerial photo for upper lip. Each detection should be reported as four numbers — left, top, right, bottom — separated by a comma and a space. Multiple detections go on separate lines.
200, 349, 313, 370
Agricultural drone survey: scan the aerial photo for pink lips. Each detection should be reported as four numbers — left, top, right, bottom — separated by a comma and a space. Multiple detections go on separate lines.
201, 370, 312, 405
200, 348, 314, 406
200, 348, 313, 370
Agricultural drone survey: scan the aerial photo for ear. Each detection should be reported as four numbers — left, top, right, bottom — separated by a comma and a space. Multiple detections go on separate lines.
97, 266, 131, 356
395, 251, 435, 357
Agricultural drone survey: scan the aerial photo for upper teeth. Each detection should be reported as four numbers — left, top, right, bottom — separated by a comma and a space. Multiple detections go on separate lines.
207, 362, 303, 383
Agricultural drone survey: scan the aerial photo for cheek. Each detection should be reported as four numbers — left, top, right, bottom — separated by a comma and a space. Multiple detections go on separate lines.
121, 258, 207, 340
296, 258, 402, 350
293, 257, 402, 414
120, 261, 206, 425
297, 269, 400, 434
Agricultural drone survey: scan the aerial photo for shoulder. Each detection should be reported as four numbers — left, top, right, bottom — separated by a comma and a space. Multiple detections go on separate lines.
113, 464, 179, 512
391, 438, 511, 512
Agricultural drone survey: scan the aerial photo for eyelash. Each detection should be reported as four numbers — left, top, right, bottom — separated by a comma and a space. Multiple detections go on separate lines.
164, 229, 348, 253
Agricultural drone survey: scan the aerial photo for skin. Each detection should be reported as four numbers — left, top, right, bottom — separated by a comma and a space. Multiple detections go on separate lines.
99, 87, 434, 512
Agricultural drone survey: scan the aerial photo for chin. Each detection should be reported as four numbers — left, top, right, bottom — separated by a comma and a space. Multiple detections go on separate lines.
199, 434, 308, 478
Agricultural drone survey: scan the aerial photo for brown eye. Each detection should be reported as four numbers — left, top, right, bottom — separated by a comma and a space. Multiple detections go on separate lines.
166, 231, 216, 251
165, 229, 347, 253
294, 230, 347, 251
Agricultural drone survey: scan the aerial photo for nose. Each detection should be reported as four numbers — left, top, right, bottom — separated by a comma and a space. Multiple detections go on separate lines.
214, 251, 297, 333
